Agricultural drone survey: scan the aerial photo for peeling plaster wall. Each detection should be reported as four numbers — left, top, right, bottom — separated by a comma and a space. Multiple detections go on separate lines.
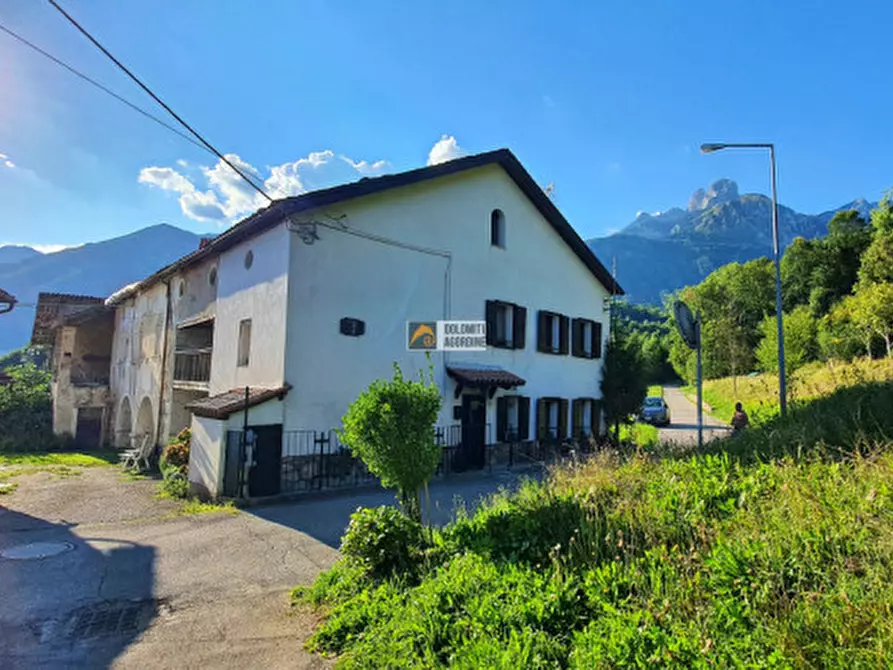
108, 255, 220, 447
50, 323, 113, 442
109, 283, 170, 447
283, 165, 611, 433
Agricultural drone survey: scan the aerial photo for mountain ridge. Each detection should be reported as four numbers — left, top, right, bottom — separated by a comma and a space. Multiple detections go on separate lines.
0, 224, 205, 355
588, 180, 877, 304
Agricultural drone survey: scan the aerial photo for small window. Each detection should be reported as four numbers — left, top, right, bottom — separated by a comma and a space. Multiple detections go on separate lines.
538, 311, 569, 354
490, 209, 506, 248
209, 266, 217, 287
244, 250, 254, 270
178, 280, 186, 298
573, 398, 599, 438
237, 319, 252, 367
486, 300, 527, 350
572, 318, 603, 359
496, 395, 530, 442
536, 397, 567, 441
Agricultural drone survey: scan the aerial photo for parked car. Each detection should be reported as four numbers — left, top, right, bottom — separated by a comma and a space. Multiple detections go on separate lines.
639, 396, 670, 426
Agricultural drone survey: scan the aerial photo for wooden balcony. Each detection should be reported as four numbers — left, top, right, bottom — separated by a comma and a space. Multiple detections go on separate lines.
173, 348, 212, 386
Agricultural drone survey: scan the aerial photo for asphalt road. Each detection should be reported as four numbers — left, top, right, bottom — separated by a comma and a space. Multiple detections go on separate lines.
0, 467, 534, 669
657, 386, 731, 446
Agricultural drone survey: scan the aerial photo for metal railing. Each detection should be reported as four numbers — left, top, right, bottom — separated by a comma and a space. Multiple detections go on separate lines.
222, 423, 600, 499
173, 348, 212, 383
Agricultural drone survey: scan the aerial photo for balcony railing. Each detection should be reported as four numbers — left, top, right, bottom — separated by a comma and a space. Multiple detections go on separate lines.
174, 348, 212, 383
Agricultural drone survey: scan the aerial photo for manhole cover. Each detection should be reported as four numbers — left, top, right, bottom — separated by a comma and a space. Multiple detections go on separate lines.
0, 541, 75, 560
65, 600, 158, 640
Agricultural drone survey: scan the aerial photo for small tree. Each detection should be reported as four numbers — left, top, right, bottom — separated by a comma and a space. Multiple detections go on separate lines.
339, 362, 442, 522
0, 362, 54, 451
756, 305, 817, 373
850, 282, 893, 357
600, 330, 648, 443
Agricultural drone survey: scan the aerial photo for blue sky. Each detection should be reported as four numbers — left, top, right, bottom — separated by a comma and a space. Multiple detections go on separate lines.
1, 0, 892, 250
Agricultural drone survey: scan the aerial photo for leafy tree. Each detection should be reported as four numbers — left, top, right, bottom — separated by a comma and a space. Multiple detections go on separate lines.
816, 303, 863, 362
339, 362, 442, 522
756, 306, 817, 373
782, 211, 871, 315
781, 237, 823, 310
0, 363, 54, 451
858, 232, 893, 286
870, 189, 893, 235
848, 282, 893, 357
600, 328, 648, 443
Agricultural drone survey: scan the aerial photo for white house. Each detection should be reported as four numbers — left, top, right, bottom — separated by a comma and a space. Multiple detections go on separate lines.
37, 149, 624, 500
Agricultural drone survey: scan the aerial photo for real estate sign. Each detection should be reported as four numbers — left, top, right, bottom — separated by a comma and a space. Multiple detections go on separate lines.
407, 321, 487, 351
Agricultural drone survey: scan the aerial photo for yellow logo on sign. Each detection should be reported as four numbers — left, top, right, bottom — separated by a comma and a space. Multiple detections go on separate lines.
408, 322, 437, 350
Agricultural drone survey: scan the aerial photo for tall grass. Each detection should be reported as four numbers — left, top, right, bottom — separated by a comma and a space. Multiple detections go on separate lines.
699, 356, 893, 423
296, 381, 893, 668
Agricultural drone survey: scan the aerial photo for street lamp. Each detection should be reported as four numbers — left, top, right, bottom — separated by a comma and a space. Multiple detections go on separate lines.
699, 142, 787, 417
0, 288, 16, 315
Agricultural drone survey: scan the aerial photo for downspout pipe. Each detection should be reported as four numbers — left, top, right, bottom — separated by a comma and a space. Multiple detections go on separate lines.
155, 279, 172, 455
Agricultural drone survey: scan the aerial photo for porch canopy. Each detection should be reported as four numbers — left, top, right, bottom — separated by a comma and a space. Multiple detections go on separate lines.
446, 364, 526, 399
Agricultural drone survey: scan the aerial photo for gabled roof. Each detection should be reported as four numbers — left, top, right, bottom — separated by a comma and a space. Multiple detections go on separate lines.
0, 288, 16, 304
30, 293, 106, 346
109, 149, 623, 304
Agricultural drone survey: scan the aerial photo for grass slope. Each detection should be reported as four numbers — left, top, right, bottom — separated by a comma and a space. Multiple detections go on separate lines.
691, 357, 893, 424
296, 381, 893, 668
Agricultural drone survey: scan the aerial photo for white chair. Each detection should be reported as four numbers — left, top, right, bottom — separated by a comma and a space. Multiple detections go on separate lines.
121, 434, 154, 472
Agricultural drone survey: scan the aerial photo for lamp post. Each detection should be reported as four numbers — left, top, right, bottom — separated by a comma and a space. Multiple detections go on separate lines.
0, 289, 16, 315
700, 142, 787, 417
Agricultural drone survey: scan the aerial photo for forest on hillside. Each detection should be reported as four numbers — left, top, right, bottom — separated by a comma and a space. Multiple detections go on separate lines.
619, 189, 893, 387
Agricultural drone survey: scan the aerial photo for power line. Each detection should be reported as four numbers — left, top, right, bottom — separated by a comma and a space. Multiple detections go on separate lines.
0, 22, 210, 155
46, 0, 273, 203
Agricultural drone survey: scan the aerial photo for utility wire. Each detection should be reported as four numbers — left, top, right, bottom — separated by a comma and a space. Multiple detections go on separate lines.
46, 0, 273, 203
0, 22, 210, 155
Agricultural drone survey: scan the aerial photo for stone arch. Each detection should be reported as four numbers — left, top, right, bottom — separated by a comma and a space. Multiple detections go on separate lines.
116, 396, 133, 448
135, 396, 155, 448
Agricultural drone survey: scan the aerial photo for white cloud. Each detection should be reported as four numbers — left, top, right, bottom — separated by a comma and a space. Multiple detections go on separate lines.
427, 135, 465, 166
3, 160, 14, 169
339, 156, 389, 176
176, 159, 189, 168
139, 149, 390, 224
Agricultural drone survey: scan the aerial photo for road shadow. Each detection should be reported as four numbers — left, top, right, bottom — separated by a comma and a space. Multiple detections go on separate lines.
0, 507, 155, 669
248, 468, 541, 549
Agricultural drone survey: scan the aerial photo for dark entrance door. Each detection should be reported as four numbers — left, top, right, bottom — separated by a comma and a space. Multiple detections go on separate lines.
75, 407, 103, 449
248, 424, 283, 497
460, 394, 487, 471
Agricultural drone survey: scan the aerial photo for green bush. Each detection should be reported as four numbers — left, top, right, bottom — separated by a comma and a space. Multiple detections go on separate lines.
339, 362, 442, 521
341, 506, 429, 580
0, 363, 55, 452
158, 428, 191, 499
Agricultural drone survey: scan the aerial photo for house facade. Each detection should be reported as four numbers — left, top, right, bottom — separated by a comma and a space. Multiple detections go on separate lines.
36, 149, 623, 500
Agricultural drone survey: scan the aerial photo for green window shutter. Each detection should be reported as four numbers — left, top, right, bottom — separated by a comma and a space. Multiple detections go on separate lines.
558, 399, 569, 439
485, 300, 497, 346
537, 311, 549, 352
536, 398, 547, 440
513, 305, 527, 350
571, 319, 583, 357
572, 399, 582, 439
519, 397, 530, 440
559, 315, 570, 355
496, 396, 508, 442
593, 322, 603, 359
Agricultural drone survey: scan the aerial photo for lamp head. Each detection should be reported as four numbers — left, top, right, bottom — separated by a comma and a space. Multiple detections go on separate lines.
700, 143, 726, 154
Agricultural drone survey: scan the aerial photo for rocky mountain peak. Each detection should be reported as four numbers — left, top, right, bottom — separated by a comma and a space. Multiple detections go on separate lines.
688, 179, 740, 211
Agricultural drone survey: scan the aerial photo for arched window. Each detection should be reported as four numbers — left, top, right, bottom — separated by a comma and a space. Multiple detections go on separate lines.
490, 209, 506, 248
